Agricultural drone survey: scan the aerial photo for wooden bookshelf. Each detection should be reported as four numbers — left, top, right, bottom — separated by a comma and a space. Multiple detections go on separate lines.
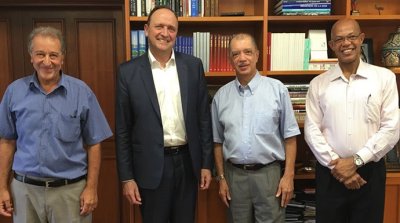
123, 0, 400, 222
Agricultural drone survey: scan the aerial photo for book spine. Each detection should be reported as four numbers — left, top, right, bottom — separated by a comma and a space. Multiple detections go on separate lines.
131, 30, 139, 59
130, 0, 137, 16
191, 0, 198, 16
138, 30, 146, 56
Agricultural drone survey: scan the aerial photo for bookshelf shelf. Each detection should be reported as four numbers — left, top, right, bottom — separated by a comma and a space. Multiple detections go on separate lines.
266, 70, 323, 76
129, 16, 265, 22
268, 15, 344, 23
351, 15, 400, 21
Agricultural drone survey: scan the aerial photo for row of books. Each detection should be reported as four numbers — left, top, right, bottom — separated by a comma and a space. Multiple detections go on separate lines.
274, 0, 331, 16
130, 30, 234, 72
190, 32, 234, 72
132, 29, 339, 72
268, 32, 308, 71
268, 30, 336, 71
130, 0, 219, 17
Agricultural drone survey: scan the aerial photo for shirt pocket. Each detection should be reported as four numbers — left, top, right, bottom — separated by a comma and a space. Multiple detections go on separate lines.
254, 112, 278, 134
55, 113, 81, 142
365, 94, 380, 124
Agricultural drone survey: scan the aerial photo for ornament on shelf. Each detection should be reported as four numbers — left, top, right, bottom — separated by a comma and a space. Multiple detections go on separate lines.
351, 0, 360, 15
382, 26, 400, 67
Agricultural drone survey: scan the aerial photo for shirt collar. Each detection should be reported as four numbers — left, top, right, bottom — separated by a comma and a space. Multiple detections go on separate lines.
29, 71, 66, 94
328, 59, 369, 82
234, 71, 261, 95
148, 49, 176, 68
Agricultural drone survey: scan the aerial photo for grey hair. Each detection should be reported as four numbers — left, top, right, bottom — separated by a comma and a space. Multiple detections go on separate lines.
27, 26, 66, 54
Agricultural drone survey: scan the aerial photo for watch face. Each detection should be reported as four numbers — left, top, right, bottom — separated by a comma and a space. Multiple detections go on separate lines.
355, 158, 363, 166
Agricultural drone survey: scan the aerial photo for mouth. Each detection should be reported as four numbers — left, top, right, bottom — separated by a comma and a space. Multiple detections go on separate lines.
238, 63, 249, 69
157, 38, 170, 44
341, 48, 355, 55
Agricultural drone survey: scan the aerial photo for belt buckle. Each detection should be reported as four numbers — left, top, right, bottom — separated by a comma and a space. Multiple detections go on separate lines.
243, 164, 254, 170
170, 146, 179, 154
45, 181, 51, 188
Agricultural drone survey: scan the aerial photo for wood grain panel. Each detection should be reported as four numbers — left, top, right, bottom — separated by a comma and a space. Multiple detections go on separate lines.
0, 20, 12, 99
384, 185, 400, 223
77, 20, 116, 132
93, 141, 120, 223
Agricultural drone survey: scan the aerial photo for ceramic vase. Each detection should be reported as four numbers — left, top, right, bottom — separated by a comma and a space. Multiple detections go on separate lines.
382, 26, 400, 67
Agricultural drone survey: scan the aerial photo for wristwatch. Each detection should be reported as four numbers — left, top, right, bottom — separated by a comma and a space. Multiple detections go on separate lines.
353, 154, 364, 168
215, 174, 225, 182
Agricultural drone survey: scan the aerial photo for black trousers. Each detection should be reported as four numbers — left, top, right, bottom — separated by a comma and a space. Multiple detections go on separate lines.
315, 159, 386, 223
139, 151, 198, 223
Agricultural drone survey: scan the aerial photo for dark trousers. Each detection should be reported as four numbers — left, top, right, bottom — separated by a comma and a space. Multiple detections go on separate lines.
315, 159, 386, 223
139, 151, 197, 223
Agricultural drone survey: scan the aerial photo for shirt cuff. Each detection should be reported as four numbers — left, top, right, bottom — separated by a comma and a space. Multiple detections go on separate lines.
356, 147, 374, 164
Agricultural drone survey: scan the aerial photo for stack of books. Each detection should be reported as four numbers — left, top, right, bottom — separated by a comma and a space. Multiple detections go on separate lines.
286, 190, 316, 222
274, 0, 332, 16
285, 83, 309, 123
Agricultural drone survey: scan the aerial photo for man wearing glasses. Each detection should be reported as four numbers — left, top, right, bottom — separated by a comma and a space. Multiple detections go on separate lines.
305, 18, 399, 223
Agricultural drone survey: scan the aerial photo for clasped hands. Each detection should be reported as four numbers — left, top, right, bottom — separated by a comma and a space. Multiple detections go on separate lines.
329, 158, 367, 190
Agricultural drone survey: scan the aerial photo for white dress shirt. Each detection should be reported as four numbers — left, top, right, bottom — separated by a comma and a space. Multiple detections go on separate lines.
305, 60, 399, 168
149, 50, 187, 147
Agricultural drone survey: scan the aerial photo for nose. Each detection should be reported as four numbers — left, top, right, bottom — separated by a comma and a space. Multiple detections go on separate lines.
42, 55, 52, 65
161, 26, 168, 36
238, 52, 247, 60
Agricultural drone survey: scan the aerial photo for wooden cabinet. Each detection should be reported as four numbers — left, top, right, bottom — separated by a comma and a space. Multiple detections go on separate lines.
384, 172, 400, 223
122, 0, 400, 222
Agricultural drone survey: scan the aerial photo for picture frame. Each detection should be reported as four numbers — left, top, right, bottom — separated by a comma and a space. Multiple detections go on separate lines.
361, 38, 374, 64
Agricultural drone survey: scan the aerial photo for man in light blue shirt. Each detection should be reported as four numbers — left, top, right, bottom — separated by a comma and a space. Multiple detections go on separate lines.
0, 26, 112, 223
211, 33, 300, 223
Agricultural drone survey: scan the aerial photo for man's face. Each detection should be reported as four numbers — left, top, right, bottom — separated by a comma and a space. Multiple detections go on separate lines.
144, 8, 178, 56
30, 35, 64, 83
229, 37, 259, 78
329, 21, 365, 65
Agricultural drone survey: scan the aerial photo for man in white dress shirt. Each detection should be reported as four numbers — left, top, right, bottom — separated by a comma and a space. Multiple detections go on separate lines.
304, 18, 399, 223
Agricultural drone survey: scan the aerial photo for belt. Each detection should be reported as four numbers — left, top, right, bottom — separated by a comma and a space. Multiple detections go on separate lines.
228, 160, 276, 171
14, 173, 86, 188
164, 144, 188, 155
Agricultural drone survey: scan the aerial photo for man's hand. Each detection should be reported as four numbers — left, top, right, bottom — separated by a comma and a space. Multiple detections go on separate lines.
0, 189, 13, 217
217, 179, 231, 207
343, 173, 367, 190
276, 174, 294, 207
122, 180, 142, 205
80, 185, 98, 216
200, 169, 212, 190
330, 158, 356, 182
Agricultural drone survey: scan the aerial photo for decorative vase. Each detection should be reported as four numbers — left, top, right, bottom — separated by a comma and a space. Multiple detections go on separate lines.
382, 26, 400, 67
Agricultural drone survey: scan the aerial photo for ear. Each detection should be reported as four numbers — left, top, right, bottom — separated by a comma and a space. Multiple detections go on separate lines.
328, 40, 335, 51
255, 50, 260, 62
359, 32, 365, 43
144, 24, 149, 37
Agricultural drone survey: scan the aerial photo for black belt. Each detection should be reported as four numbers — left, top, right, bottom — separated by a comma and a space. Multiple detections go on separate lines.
14, 173, 86, 188
228, 160, 276, 171
164, 144, 188, 155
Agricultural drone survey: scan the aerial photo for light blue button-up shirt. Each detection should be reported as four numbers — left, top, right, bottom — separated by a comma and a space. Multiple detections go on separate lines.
0, 73, 113, 179
211, 72, 300, 164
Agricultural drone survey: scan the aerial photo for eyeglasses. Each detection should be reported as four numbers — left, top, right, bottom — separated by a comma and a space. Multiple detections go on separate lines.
332, 33, 362, 44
